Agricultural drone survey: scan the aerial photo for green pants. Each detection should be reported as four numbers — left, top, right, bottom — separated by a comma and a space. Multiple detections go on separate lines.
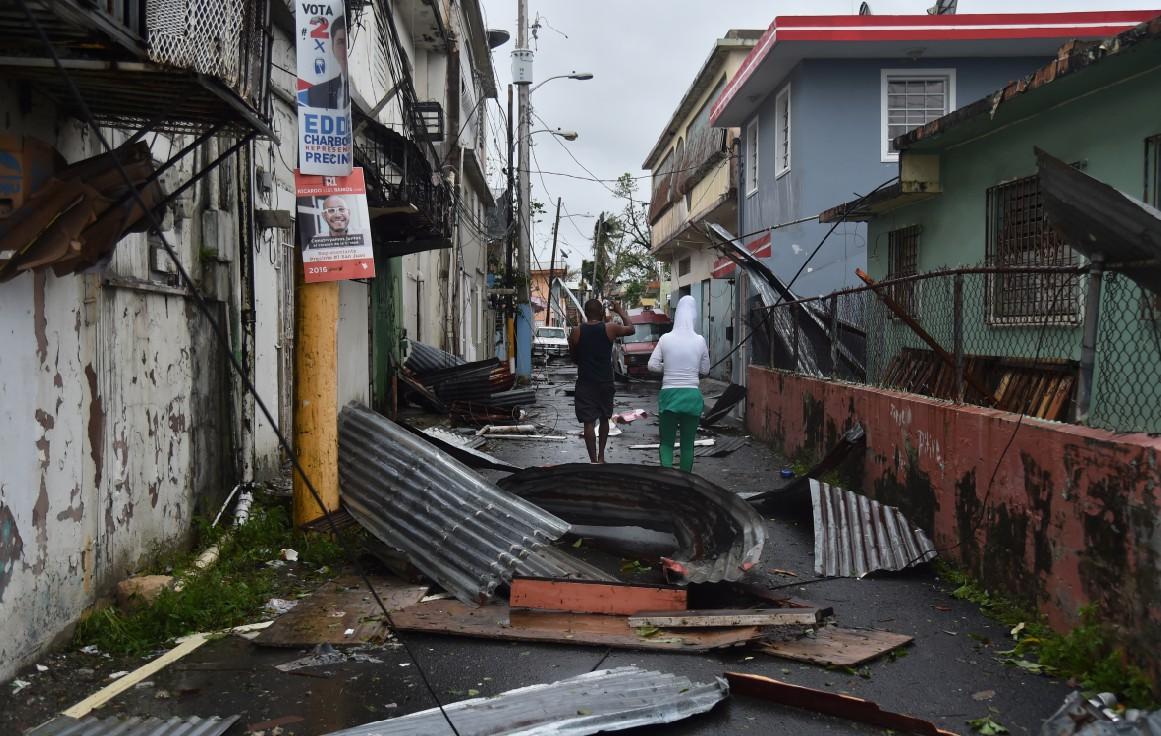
658, 388, 704, 473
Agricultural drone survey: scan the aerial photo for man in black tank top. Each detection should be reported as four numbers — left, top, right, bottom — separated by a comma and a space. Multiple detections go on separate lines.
568, 299, 635, 463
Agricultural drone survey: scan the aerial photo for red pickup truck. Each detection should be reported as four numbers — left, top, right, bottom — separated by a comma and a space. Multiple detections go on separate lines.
613, 307, 673, 378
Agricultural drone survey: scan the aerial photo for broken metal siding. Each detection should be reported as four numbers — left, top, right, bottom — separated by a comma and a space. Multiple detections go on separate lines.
498, 464, 766, 583
338, 404, 574, 604
324, 666, 728, 736
810, 480, 936, 578
27, 715, 240, 736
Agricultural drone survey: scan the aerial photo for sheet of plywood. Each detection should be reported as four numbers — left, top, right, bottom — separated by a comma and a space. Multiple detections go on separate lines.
758, 626, 912, 666
627, 609, 822, 628
389, 599, 760, 652
509, 577, 687, 616
254, 576, 429, 648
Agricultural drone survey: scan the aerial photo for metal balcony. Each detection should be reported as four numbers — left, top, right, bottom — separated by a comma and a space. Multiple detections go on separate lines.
354, 112, 453, 256
0, 0, 272, 137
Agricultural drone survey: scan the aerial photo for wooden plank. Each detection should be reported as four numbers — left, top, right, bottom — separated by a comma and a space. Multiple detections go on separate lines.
627, 608, 822, 628
509, 576, 687, 616
389, 599, 760, 652
253, 576, 429, 648
1045, 375, 1074, 419
758, 626, 912, 667
726, 672, 959, 736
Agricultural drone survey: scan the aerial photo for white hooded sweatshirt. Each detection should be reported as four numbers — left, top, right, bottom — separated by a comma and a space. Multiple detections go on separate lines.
648, 295, 710, 389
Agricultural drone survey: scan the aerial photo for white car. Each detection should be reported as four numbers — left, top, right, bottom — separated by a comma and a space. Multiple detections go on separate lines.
533, 325, 570, 363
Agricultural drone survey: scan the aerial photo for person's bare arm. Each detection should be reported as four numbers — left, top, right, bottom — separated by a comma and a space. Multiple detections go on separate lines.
606, 301, 636, 339
568, 327, 580, 362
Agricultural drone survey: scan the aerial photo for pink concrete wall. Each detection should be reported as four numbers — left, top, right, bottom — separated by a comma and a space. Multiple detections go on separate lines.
747, 366, 1161, 676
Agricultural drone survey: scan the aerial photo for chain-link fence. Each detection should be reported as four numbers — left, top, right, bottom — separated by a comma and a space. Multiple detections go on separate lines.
748, 265, 1161, 435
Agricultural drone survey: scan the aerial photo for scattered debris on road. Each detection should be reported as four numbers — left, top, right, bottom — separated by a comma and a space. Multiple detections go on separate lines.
509, 577, 688, 616
626, 608, 823, 628
810, 480, 937, 577
757, 626, 913, 667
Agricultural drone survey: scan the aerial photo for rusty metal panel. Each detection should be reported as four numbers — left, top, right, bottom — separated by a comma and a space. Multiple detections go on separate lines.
338, 403, 576, 605
810, 480, 936, 578
498, 463, 766, 583
323, 666, 728, 736
27, 715, 239, 736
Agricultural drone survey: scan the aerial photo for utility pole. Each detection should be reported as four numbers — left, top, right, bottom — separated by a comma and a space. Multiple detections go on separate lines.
546, 196, 561, 326
292, 272, 340, 527
513, 0, 533, 379
591, 214, 604, 299
505, 84, 517, 374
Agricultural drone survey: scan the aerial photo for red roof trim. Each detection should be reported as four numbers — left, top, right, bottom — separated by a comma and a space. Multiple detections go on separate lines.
709, 11, 1160, 126
712, 232, 772, 278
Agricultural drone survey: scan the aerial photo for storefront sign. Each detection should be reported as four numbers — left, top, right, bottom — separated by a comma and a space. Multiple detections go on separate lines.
296, 0, 353, 176
295, 168, 375, 283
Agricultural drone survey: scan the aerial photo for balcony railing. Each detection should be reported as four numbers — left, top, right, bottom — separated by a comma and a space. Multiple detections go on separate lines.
0, 0, 271, 135
355, 113, 454, 256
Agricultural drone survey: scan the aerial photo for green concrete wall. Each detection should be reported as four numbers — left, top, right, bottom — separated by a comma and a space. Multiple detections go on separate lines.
866, 68, 1161, 433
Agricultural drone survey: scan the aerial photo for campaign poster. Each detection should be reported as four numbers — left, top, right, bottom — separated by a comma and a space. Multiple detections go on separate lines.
295, 168, 376, 283
296, 0, 353, 176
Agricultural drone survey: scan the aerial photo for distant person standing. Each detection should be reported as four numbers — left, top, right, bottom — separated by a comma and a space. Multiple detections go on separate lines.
569, 299, 635, 463
648, 295, 710, 472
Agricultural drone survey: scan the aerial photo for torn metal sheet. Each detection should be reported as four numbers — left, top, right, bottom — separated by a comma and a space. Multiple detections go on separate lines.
702, 383, 746, 426
695, 435, 747, 457
324, 666, 728, 736
338, 403, 574, 605
726, 672, 956, 736
400, 423, 524, 473
404, 340, 464, 374
498, 463, 766, 583
744, 423, 866, 507
515, 546, 618, 582
26, 715, 240, 736
810, 480, 936, 578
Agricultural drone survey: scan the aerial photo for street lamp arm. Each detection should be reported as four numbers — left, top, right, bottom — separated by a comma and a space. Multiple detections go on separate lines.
530, 71, 594, 94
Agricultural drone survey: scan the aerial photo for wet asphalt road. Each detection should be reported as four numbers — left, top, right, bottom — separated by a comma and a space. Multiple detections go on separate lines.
22, 366, 1072, 735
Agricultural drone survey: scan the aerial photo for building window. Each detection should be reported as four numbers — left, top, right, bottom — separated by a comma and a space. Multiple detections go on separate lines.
774, 86, 791, 178
678, 257, 691, 277
887, 224, 920, 316
985, 174, 1079, 324
1146, 134, 1161, 207
744, 118, 758, 196
881, 69, 956, 162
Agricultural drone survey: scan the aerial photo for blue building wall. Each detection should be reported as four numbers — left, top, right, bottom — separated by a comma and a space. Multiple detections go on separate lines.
738, 56, 1050, 297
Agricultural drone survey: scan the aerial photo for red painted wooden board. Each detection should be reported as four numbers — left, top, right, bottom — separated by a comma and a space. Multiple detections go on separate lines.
509, 576, 688, 616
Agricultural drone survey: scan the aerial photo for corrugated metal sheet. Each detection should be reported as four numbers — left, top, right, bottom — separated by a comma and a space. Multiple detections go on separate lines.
498, 463, 766, 583
404, 340, 464, 374
694, 435, 748, 457
26, 715, 239, 736
401, 424, 524, 473
338, 403, 578, 605
810, 480, 936, 578
322, 666, 728, 736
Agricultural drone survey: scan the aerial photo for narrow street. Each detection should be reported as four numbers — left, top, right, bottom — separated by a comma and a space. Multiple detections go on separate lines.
2, 368, 1076, 735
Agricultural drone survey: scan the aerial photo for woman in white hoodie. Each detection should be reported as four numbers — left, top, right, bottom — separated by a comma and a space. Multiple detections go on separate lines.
647, 295, 710, 472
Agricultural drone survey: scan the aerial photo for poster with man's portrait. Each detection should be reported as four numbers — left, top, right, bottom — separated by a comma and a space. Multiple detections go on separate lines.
295, 167, 376, 283
296, 0, 353, 176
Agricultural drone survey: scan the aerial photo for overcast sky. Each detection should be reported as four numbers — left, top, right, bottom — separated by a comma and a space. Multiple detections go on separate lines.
477, 0, 1159, 271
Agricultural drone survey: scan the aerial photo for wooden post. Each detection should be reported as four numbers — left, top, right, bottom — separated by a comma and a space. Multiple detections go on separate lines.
293, 279, 340, 527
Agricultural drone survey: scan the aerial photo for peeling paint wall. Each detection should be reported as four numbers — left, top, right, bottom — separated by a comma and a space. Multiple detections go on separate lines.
0, 83, 245, 682
747, 366, 1161, 681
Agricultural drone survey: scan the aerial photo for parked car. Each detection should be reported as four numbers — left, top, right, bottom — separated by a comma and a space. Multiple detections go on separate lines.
533, 325, 570, 363
613, 308, 673, 378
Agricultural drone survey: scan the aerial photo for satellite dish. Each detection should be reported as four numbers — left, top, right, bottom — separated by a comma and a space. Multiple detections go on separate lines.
859, 2, 872, 15
927, 0, 958, 14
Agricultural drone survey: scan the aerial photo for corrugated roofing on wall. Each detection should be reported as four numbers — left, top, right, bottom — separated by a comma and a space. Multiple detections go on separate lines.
810, 480, 936, 578
323, 666, 729, 736
26, 715, 239, 736
404, 340, 464, 374
338, 404, 581, 605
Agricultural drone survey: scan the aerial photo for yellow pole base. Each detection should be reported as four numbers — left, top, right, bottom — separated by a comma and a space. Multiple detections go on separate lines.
293, 279, 341, 527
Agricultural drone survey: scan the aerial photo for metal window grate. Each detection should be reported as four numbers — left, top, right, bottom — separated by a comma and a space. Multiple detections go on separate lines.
885, 77, 947, 154
887, 225, 920, 316
1146, 134, 1161, 207
985, 174, 1079, 324
775, 87, 790, 173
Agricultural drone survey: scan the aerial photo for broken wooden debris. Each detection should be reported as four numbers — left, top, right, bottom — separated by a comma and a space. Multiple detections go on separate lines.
323, 666, 728, 735
389, 599, 761, 652
253, 576, 428, 648
726, 671, 958, 735
758, 626, 913, 667
510, 577, 687, 616
627, 608, 823, 628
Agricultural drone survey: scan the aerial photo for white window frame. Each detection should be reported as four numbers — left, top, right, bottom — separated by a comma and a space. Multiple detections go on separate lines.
880, 68, 956, 163
745, 117, 759, 197
774, 85, 791, 178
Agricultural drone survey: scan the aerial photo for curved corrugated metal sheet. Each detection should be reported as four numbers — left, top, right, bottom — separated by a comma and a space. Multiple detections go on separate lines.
498, 463, 766, 583
26, 715, 239, 736
810, 480, 936, 578
338, 404, 577, 605
323, 666, 728, 736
